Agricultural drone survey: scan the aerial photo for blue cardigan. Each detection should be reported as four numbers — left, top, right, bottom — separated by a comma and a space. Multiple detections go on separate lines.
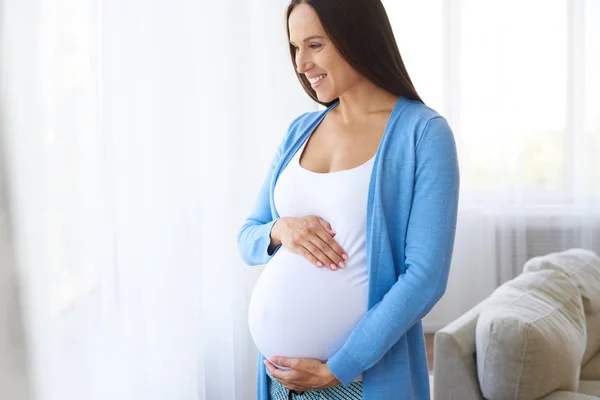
237, 96, 460, 399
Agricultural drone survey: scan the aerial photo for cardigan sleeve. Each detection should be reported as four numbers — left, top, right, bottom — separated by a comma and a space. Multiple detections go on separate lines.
326, 116, 460, 384
236, 113, 308, 266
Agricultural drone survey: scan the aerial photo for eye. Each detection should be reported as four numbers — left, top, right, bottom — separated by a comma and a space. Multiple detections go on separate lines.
309, 43, 322, 50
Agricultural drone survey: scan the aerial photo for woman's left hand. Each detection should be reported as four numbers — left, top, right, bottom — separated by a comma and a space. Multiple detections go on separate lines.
264, 356, 342, 392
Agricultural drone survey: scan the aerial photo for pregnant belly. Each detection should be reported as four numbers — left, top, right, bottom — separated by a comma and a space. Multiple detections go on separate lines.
248, 248, 369, 369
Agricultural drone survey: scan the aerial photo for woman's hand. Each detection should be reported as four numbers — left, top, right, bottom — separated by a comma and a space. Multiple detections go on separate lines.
271, 216, 348, 271
264, 356, 342, 392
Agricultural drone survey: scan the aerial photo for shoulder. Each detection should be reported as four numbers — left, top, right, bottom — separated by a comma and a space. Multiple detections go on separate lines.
389, 98, 454, 150
279, 105, 334, 149
288, 106, 331, 133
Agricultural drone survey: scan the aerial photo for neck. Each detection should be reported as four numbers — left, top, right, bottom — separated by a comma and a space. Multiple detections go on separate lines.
333, 79, 399, 125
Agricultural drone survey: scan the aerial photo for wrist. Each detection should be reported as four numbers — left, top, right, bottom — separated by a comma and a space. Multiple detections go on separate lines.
321, 363, 339, 386
269, 219, 283, 250
271, 218, 285, 244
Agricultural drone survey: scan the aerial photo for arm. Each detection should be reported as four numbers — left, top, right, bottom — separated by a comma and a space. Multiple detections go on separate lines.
326, 116, 460, 384
237, 113, 307, 266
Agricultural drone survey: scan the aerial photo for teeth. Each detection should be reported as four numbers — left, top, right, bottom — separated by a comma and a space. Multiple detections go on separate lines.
308, 74, 326, 84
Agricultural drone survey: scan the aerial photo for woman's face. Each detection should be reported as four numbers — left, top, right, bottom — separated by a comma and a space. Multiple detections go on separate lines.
288, 4, 363, 103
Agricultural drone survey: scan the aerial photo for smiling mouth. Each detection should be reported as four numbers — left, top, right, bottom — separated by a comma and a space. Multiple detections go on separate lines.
308, 74, 327, 89
308, 74, 327, 84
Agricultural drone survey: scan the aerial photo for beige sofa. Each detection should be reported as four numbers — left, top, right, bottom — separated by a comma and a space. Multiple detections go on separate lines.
433, 248, 600, 400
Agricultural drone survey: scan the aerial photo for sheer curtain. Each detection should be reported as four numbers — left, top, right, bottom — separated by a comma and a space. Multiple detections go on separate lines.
383, 0, 600, 330
0, 0, 312, 399
0, 137, 32, 399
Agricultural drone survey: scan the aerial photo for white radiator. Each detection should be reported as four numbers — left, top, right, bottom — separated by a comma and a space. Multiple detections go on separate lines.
494, 215, 600, 284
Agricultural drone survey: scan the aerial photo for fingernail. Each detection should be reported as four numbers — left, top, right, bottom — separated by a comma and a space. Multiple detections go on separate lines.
317, 261, 323, 267
339, 262, 345, 268
330, 263, 337, 270
342, 254, 348, 260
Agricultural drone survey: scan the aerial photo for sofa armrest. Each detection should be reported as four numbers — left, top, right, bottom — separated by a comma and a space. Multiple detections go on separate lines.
433, 300, 487, 400
539, 391, 600, 400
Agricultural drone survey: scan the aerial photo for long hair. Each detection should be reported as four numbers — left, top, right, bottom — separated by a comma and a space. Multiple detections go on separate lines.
286, 0, 423, 107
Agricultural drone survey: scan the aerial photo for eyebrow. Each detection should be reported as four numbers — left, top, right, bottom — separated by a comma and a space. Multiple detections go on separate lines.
289, 35, 324, 45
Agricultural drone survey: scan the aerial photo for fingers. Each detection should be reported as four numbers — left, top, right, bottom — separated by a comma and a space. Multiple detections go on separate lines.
312, 229, 348, 268
290, 216, 349, 270
303, 241, 338, 270
274, 374, 311, 392
297, 247, 327, 269
317, 217, 336, 236
265, 358, 318, 392
308, 220, 347, 270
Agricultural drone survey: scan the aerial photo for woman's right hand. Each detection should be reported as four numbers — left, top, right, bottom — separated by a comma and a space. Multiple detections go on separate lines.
270, 216, 348, 270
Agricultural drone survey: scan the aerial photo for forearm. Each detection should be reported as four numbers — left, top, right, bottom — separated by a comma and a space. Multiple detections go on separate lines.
326, 255, 452, 384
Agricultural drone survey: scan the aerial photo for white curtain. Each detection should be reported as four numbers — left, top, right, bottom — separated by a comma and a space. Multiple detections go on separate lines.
0, 0, 313, 399
0, 142, 32, 399
383, 0, 600, 330
1, 0, 599, 399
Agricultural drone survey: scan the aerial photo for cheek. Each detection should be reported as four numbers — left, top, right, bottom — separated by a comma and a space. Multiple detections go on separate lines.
326, 68, 348, 91
325, 55, 355, 85
319, 50, 339, 74
339, 64, 363, 87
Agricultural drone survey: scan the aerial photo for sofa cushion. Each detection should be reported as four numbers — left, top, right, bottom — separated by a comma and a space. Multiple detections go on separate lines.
577, 381, 600, 397
523, 248, 600, 364
539, 391, 600, 400
476, 269, 586, 400
584, 312, 600, 367
581, 352, 600, 381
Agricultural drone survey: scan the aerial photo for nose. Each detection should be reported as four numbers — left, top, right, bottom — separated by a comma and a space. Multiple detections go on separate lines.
295, 49, 313, 74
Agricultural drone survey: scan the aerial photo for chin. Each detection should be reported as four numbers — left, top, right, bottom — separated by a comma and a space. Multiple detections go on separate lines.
316, 91, 336, 104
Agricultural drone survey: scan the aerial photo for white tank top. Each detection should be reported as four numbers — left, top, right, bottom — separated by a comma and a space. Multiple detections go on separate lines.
248, 137, 373, 380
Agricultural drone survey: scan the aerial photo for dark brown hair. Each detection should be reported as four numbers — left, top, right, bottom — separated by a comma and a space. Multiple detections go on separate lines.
286, 0, 423, 107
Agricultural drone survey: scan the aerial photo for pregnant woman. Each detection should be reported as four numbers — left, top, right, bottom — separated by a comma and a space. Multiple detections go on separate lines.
237, 1, 460, 399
